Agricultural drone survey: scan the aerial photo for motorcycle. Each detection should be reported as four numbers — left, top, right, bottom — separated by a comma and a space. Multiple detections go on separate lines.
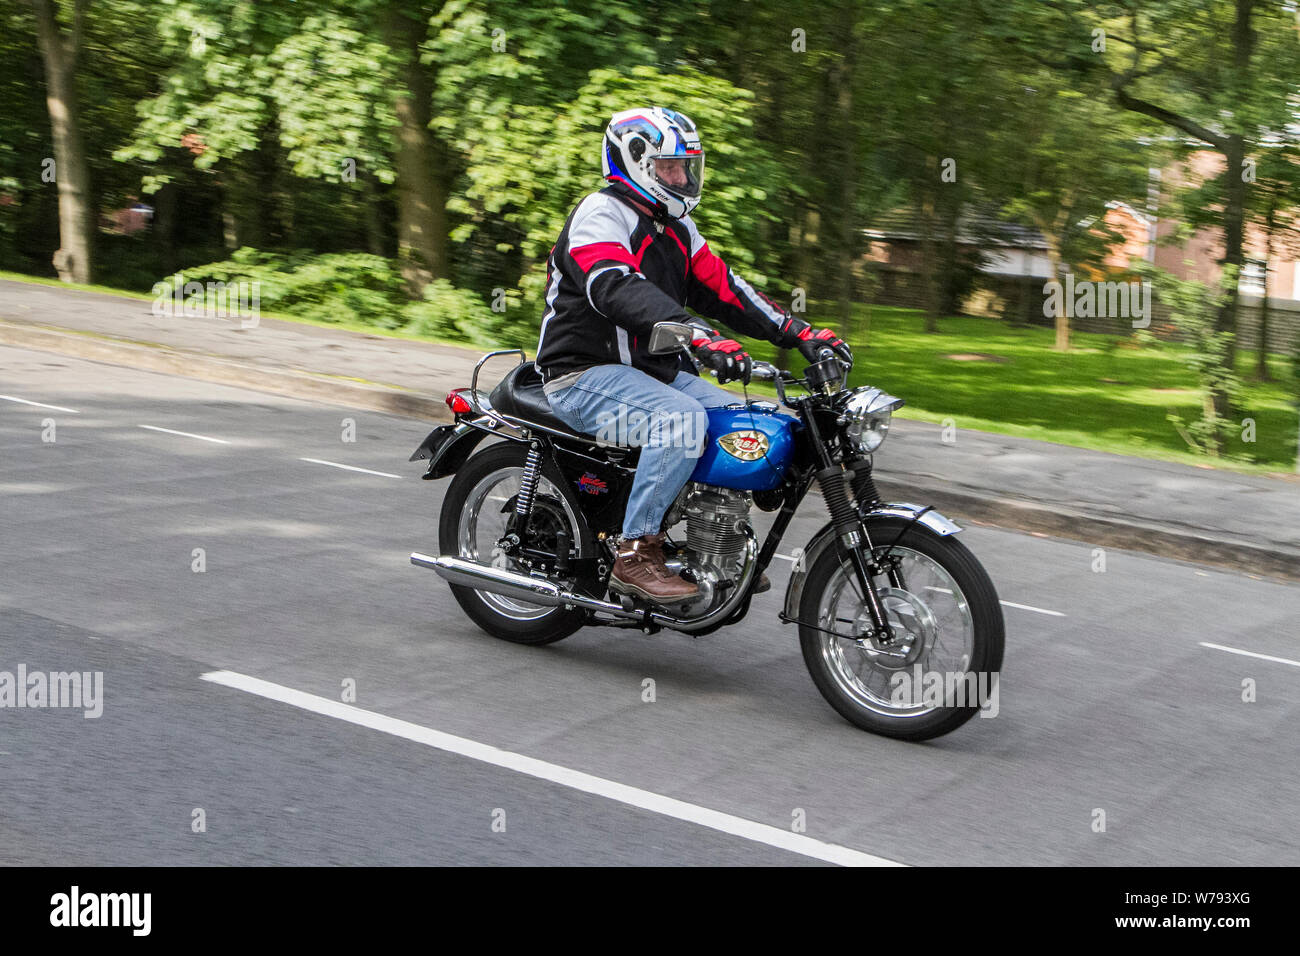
409, 321, 1004, 740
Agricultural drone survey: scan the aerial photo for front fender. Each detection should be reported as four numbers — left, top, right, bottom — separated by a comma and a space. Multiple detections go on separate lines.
782, 503, 963, 620
409, 421, 489, 479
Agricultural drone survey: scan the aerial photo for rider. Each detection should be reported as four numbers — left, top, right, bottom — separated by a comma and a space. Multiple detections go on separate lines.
536, 106, 852, 605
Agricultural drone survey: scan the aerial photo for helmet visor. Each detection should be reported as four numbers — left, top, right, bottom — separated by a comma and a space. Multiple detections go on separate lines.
651, 152, 705, 199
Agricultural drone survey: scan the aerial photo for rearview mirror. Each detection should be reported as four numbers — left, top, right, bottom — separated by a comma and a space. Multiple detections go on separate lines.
647, 321, 695, 355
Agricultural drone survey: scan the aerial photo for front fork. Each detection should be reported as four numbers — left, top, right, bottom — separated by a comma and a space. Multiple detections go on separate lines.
802, 406, 902, 643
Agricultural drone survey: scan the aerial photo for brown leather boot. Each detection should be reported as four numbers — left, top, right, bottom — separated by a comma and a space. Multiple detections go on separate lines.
609, 534, 700, 604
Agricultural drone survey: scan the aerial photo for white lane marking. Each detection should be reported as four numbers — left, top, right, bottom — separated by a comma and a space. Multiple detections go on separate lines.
0, 394, 79, 413
933, 589, 1064, 617
999, 600, 1065, 617
299, 457, 402, 479
1200, 642, 1300, 669
138, 424, 229, 444
200, 670, 903, 867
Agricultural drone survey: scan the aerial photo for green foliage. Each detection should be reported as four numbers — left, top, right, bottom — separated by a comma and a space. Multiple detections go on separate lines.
402, 279, 498, 344
8, 0, 1300, 471
267, 15, 398, 185
167, 247, 505, 340
1137, 262, 1242, 456
168, 248, 410, 328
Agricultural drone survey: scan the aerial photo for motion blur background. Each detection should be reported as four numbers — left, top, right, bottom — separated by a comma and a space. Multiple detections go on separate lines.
3, 0, 1300, 469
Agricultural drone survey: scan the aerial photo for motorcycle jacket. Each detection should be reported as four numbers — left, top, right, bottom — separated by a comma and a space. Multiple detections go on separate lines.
535, 182, 812, 386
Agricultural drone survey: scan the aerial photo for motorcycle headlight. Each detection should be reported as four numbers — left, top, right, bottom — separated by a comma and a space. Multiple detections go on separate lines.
842, 386, 904, 453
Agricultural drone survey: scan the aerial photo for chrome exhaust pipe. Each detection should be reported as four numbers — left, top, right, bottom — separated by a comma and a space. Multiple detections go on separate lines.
410, 553, 628, 615
412, 539, 759, 631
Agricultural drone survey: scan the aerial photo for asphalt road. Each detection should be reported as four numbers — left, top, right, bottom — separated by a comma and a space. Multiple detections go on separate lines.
2, 343, 1298, 866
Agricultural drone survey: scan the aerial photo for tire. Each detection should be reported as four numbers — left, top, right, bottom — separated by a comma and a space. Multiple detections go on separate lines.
437, 440, 596, 645
798, 516, 1005, 740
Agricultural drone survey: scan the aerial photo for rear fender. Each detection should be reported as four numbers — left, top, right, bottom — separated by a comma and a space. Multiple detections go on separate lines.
410, 422, 490, 479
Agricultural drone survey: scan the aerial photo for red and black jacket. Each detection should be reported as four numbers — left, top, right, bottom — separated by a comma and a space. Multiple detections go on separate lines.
535, 183, 811, 384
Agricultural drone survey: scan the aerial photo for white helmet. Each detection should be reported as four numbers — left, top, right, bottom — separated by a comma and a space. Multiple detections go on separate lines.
601, 107, 705, 220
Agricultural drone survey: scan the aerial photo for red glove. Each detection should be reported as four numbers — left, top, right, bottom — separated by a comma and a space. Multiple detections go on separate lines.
691, 331, 753, 385
795, 326, 853, 367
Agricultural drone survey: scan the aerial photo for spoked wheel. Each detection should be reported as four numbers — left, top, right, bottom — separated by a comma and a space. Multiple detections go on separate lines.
798, 517, 1004, 740
437, 441, 595, 645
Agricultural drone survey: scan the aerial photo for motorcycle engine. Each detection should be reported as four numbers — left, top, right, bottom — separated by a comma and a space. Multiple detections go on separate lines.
663, 482, 754, 614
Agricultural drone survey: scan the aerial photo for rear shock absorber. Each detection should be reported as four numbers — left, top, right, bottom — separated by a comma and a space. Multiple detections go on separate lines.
514, 441, 543, 525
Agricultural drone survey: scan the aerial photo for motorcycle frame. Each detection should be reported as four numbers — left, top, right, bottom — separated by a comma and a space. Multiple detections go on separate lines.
420, 374, 962, 640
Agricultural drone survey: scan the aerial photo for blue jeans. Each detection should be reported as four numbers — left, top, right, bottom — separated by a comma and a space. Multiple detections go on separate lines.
546, 365, 738, 539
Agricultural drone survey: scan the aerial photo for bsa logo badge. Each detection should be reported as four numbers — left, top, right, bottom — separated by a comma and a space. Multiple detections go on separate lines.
578, 472, 608, 495
717, 430, 768, 461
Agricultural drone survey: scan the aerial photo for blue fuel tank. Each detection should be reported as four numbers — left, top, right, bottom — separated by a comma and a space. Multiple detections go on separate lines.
688, 403, 799, 492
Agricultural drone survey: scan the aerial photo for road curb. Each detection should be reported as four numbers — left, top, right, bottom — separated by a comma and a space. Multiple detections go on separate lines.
4, 316, 1295, 583
0, 318, 452, 424
876, 477, 1300, 583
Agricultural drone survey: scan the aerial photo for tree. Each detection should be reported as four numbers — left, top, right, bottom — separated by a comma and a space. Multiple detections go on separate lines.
29, 0, 93, 283
1089, 0, 1300, 428
989, 79, 1152, 350
1244, 146, 1300, 380
386, 2, 447, 293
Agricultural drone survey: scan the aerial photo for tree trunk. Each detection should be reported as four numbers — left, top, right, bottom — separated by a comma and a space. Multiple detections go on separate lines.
1256, 197, 1275, 381
1050, 255, 1069, 351
920, 157, 940, 333
1211, 0, 1255, 424
834, 16, 858, 339
31, 0, 93, 284
363, 170, 386, 257
219, 155, 265, 252
387, 4, 447, 297
152, 180, 178, 275
1041, 230, 1068, 351
1035, 204, 1072, 351
1220, 133, 1245, 365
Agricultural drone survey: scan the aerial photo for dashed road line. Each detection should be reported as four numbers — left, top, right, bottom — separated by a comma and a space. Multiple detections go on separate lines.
1, 394, 79, 413
1200, 642, 1300, 669
138, 424, 230, 444
999, 600, 1066, 617
299, 457, 402, 479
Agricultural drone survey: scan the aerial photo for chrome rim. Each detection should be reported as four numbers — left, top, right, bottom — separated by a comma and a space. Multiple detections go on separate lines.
815, 546, 975, 719
457, 466, 580, 620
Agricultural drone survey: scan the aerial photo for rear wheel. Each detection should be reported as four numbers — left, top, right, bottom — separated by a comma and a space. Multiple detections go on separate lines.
798, 517, 1005, 740
437, 441, 595, 645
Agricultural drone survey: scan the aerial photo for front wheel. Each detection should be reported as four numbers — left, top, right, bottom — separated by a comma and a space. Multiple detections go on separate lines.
798, 517, 1004, 740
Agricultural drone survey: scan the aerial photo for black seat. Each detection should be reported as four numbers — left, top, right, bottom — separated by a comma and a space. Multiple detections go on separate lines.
488, 363, 597, 440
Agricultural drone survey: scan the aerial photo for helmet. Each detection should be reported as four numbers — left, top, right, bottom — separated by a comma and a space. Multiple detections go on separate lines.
601, 107, 705, 220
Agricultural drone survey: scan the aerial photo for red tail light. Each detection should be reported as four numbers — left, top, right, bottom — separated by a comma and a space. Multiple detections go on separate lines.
445, 389, 473, 415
